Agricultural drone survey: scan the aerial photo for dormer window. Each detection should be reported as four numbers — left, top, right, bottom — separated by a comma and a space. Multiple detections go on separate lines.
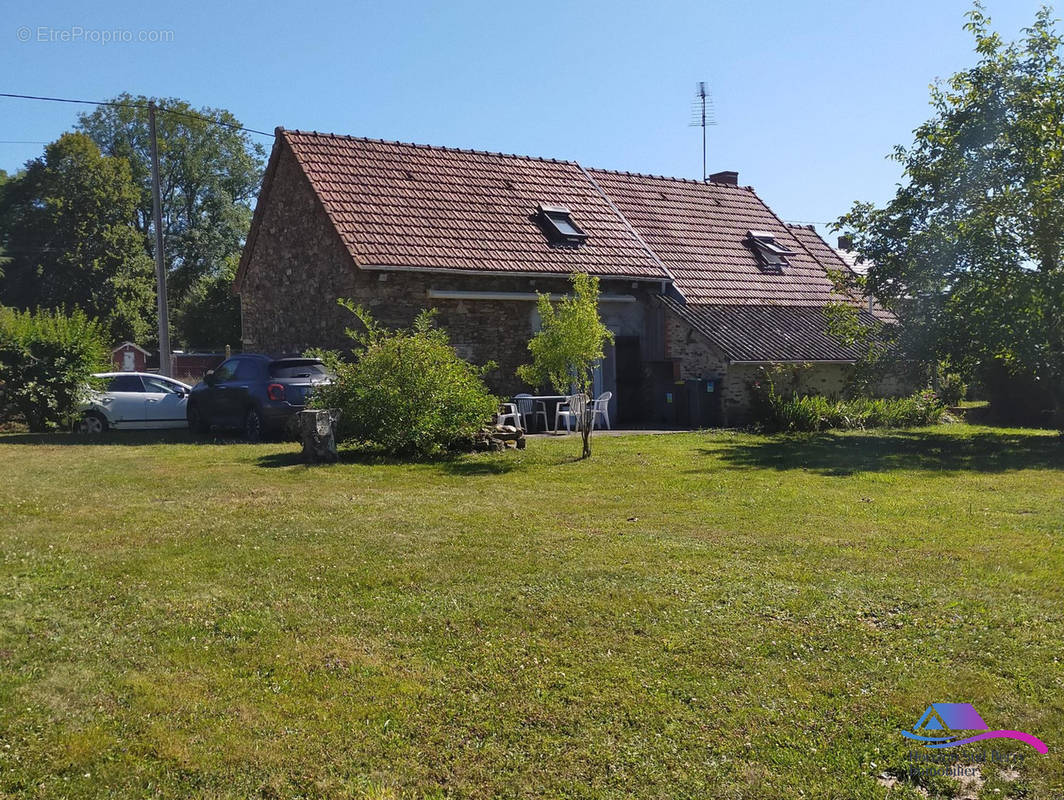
537, 204, 587, 245
747, 230, 794, 271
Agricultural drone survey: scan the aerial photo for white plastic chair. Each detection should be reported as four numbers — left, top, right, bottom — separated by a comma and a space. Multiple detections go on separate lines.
514, 394, 548, 432
554, 393, 588, 434
591, 391, 612, 430
497, 402, 520, 428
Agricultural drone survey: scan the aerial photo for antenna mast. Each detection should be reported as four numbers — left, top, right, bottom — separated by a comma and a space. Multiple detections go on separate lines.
689, 81, 717, 181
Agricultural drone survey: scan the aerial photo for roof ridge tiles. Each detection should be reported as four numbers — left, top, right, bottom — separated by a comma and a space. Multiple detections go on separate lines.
281, 130, 752, 187
586, 165, 754, 190
281, 129, 580, 166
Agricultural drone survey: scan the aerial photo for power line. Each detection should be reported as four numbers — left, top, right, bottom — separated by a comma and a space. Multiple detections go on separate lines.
0, 92, 275, 138
153, 105, 273, 137
0, 91, 273, 375
0, 92, 125, 107
783, 219, 835, 228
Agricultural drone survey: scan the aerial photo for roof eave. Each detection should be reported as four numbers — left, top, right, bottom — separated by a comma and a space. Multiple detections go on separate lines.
727, 358, 857, 365
359, 263, 672, 283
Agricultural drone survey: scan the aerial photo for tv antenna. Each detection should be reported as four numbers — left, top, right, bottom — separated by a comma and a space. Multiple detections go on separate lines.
689, 81, 717, 181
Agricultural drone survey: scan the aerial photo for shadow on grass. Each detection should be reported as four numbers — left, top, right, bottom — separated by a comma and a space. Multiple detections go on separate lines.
435, 457, 525, 476
714, 429, 1064, 475
254, 447, 530, 475
0, 430, 279, 447
0, 430, 199, 446
2, 429, 562, 477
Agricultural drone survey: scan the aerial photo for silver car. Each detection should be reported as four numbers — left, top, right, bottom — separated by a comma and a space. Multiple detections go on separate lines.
76, 372, 192, 433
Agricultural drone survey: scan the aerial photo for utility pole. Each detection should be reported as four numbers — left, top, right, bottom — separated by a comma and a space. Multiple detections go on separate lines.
148, 101, 172, 377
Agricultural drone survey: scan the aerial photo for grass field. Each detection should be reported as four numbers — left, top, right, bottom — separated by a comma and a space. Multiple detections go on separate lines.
0, 426, 1061, 799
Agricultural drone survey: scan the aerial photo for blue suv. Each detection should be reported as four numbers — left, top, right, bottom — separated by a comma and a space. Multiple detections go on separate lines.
187, 354, 331, 441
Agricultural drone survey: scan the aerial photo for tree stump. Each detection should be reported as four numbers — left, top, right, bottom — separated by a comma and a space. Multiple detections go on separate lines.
299, 409, 340, 463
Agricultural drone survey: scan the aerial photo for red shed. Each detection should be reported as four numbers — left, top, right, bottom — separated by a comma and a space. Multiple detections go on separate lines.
111, 341, 150, 372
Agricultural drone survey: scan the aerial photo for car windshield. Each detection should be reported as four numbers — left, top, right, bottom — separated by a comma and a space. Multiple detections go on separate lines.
269, 360, 328, 379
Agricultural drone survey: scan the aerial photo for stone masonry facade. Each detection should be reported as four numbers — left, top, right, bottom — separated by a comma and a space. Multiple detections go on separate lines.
238, 143, 660, 398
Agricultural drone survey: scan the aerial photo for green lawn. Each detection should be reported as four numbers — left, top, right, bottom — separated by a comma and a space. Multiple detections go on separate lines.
0, 426, 1061, 799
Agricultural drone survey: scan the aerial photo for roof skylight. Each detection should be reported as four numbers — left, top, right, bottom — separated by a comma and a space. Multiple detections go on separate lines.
537, 204, 587, 245
747, 230, 794, 271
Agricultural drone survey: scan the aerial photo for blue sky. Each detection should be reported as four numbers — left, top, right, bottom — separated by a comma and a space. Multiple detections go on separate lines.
0, 0, 1051, 234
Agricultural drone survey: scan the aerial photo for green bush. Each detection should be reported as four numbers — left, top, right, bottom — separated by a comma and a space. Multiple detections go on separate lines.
752, 388, 945, 433
310, 303, 498, 456
935, 369, 967, 406
0, 307, 108, 432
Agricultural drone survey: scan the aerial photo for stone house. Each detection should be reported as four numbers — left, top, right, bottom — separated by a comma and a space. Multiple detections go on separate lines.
234, 129, 890, 426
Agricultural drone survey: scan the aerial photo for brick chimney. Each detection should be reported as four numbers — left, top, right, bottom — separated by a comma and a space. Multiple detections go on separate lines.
837, 235, 854, 251
707, 170, 738, 186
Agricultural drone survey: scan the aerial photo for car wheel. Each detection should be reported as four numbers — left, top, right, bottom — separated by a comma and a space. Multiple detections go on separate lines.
76, 412, 107, 434
187, 402, 209, 434
244, 406, 264, 443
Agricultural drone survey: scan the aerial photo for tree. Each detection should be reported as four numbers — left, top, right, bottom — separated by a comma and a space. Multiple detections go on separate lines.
0, 133, 155, 343
0, 169, 11, 281
518, 272, 614, 458
838, 4, 1064, 429
76, 95, 265, 346
170, 255, 242, 349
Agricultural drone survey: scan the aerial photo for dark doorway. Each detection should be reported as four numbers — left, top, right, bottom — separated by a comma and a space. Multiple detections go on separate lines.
614, 336, 644, 424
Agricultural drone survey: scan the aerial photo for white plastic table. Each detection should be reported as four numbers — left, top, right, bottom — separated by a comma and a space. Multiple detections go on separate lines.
515, 395, 569, 432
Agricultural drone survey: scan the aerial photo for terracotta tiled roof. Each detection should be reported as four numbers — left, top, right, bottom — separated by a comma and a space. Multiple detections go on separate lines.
580, 169, 889, 360
835, 245, 870, 276
660, 296, 883, 363
585, 169, 858, 307
279, 131, 668, 280
242, 130, 893, 362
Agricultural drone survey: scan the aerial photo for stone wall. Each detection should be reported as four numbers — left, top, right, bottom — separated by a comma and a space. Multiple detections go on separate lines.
723, 362, 853, 425
238, 142, 356, 356
238, 141, 661, 398
728, 362, 852, 399
664, 311, 729, 381
663, 312, 753, 423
